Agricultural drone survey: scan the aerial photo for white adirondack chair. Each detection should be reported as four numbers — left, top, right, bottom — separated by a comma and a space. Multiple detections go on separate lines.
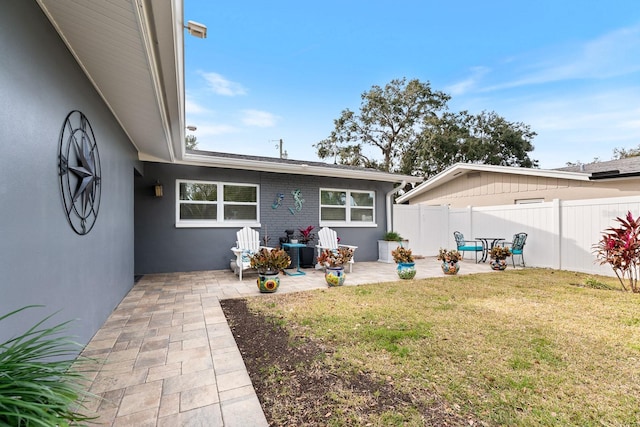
315, 227, 358, 272
230, 226, 269, 280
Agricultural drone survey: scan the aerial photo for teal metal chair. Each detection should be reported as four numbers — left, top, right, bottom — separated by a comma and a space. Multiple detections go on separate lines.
453, 231, 483, 263
504, 232, 527, 267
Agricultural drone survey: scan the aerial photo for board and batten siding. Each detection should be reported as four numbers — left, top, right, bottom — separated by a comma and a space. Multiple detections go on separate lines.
409, 171, 640, 207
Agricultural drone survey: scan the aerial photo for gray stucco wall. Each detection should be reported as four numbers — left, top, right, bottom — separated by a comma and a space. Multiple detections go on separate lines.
135, 162, 393, 274
0, 3, 138, 346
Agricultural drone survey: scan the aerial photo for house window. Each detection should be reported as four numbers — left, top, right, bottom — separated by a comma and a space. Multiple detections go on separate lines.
514, 198, 544, 204
176, 180, 259, 227
320, 189, 375, 227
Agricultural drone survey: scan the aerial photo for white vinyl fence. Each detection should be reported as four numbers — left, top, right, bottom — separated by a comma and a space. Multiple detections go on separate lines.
393, 195, 640, 277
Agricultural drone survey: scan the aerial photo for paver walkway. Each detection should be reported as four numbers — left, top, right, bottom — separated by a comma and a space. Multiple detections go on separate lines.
80, 257, 496, 426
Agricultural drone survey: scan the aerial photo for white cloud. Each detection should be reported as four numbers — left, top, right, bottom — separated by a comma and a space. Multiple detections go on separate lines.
199, 72, 247, 96
185, 95, 210, 115
446, 66, 490, 96
241, 109, 280, 127
480, 24, 640, 92
490, 87, 640, 168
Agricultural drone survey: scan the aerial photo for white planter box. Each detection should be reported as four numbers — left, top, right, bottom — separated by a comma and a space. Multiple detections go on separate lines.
378, 240, 409, 263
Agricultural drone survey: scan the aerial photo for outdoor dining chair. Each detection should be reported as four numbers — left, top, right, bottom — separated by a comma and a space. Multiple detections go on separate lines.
453, 231, 484, 263
503, 232, 527, 267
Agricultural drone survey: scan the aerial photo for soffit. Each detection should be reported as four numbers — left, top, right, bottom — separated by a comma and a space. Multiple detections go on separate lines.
36, 0, 183, 162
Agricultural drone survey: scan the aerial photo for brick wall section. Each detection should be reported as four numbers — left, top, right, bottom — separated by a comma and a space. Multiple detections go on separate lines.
135, 162, 395, 273
259, 172, 321, 246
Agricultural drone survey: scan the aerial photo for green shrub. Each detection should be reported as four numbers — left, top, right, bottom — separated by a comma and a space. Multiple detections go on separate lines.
382, 231, 403, 241
0, 306, 95, 426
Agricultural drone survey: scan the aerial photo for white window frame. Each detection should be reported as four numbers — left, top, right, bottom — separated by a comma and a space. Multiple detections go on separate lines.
175, 179, 260, 228
514, 198, 544, 204
319, 188, 377, 228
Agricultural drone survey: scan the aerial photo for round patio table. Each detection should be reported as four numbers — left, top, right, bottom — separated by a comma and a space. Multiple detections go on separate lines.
474, 237, 505, 262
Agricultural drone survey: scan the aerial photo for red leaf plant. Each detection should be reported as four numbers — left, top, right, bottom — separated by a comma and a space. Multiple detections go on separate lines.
593, 211, 640, 292
297, 225, 316, 244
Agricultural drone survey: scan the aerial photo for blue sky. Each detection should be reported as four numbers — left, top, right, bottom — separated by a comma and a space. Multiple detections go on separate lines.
184, 1, 640, 169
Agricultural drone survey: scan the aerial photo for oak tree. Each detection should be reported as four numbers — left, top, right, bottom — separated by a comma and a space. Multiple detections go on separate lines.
317, 78, 538, 178
314, 78, 450, 172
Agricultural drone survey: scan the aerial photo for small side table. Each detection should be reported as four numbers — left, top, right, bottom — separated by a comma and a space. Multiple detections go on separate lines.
282, 243, 306, 276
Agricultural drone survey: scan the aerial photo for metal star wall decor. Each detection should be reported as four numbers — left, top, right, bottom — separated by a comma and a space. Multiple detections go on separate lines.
58, 110, 101, 235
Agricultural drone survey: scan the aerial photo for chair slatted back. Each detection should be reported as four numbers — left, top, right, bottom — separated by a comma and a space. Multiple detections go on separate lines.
511, 233, 527, 251
318, 227, 338, 250
236, 226, 260, 252
453, 231, 466, 248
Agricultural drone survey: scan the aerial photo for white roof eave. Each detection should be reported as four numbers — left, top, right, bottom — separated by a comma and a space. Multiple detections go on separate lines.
149, 152, 423, 183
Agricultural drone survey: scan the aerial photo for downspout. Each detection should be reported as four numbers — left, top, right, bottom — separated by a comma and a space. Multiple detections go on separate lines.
386, 181, 407, 233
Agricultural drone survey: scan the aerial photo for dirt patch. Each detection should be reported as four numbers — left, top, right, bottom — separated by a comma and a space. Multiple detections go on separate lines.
220, 298, 472, 426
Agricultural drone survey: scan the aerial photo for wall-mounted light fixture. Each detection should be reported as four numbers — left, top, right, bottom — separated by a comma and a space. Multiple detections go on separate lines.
186, 125, 197, 132
185, 21, 207, 39
154, 181, 163, 198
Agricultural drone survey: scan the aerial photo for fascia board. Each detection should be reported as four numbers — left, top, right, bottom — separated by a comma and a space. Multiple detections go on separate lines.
171, 153, 422, 183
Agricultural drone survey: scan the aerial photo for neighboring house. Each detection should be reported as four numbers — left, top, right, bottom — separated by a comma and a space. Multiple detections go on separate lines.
397, 160, 640, 207
0, 2, 417, 347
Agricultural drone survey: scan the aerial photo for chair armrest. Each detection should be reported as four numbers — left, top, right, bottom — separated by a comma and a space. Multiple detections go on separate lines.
338, 244, 358, 250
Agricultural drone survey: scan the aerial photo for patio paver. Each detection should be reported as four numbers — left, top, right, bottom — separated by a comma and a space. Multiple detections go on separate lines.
81, 257, 497, 426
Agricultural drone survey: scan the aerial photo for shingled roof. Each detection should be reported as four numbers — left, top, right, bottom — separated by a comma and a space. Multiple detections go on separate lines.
555, 157, 640, 179
182, 149, 422, 184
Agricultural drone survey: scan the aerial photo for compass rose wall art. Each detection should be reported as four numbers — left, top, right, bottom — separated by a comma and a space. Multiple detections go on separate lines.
58, 110, 102, 235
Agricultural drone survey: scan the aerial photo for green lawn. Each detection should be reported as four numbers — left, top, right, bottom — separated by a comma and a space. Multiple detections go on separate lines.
247, 269, 640, 426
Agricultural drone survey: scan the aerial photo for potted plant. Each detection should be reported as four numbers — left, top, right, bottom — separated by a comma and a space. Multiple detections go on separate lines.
317, 247, 354, 286
296, 225, 317, 267
297, 225, 316, 245
391, 246, 416, 279
250, 248, 291, 292
378, 231, 409, 263
489, 246, 511, 270
437, 248, 461, 275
